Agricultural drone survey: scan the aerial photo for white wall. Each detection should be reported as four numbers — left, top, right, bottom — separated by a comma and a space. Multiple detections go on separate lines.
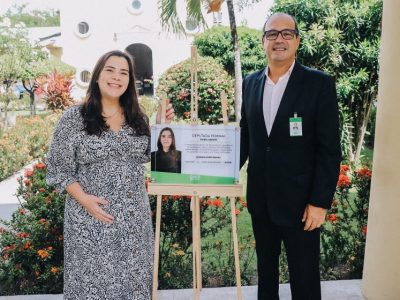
58, 0, 273, 100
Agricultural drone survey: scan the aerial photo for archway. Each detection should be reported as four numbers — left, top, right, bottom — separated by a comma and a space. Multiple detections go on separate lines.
125, 43, 153, 96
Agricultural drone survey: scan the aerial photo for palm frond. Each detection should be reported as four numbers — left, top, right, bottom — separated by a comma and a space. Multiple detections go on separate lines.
186, 0, 208, 30
158, 0, 185, 33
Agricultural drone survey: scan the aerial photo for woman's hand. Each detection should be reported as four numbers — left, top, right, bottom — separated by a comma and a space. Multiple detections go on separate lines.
156, 99, 175, 124
80, 194, 114, 224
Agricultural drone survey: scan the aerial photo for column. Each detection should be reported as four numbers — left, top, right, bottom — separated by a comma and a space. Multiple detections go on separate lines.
362, 1, 400, 299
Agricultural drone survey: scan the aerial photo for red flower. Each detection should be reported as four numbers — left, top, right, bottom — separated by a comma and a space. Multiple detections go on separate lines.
34, 163, 46, 170
23, 242, 32, 249
39, 219, 48, 226
337, 174, 351, 188
23, 179, 31, 186
213, 198, 224, 208
16, 232, 30, 239
46, 196, 52, 204
19, 208, 26, 215
235, 209, 240, 216
24, 169, 33, 178
356, 167, 372, 178
340, 165, 350, 174
328, 213, 337, 223
38, 188, 46, 193
162, 195, 169, 202
173, 195, 180, 201
362, 225, 367, 237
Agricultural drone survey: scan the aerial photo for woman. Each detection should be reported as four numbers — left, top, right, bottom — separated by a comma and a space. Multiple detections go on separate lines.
46, 50, 170, 299
151, 127, 181, 173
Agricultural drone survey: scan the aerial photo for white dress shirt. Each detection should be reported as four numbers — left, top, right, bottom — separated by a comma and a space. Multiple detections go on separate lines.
263, 61, 295, 135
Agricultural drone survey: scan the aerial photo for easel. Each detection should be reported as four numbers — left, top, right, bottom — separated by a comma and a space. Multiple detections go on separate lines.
150, 46, 243, 300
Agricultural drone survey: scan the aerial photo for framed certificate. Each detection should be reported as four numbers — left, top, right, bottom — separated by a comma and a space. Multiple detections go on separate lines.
150, 124, 240, 184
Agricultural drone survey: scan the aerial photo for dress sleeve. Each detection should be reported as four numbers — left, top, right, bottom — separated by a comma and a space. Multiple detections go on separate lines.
45, 108, 79, 193
135, 136, 151, 164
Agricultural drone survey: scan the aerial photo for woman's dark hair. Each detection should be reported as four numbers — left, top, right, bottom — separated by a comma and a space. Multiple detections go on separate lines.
157, 127, 176, 151
81, 50, 150, 136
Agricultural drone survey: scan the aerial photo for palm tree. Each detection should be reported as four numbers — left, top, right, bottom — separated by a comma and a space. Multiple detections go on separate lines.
159, 0, 242, 121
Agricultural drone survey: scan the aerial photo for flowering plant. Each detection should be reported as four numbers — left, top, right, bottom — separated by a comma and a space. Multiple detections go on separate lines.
320, 164, 372, 279
0, 162, 65, 295
148, 192, 252, 289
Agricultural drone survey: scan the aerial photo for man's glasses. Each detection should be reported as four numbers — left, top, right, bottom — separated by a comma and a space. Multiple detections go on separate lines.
263, 29, 298, 41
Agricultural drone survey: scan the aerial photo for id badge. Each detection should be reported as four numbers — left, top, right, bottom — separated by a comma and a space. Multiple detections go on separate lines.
289, 114, 302, 137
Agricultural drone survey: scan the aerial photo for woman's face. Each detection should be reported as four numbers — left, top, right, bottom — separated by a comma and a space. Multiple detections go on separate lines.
160, 130, 173, 151
97, 56, 130, 101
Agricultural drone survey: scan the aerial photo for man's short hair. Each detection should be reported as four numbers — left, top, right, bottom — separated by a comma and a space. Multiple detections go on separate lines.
262, 12, 299, 36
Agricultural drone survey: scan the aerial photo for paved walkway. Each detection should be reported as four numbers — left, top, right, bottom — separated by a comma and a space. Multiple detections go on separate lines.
0, 162, 37, 222
0, 280, 364, 299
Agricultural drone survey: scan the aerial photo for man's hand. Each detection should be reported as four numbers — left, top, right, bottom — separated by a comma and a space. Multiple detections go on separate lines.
302, 204, 327, 231
156, 99, 175, 124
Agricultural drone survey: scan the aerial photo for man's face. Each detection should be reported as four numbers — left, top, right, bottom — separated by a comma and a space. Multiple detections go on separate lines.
262, 14, 300, 67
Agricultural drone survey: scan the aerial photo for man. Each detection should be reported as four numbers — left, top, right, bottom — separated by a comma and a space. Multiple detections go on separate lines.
240, 13, 341, 300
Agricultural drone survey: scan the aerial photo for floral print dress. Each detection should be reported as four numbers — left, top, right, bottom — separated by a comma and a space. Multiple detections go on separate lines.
46, 106, 153, 299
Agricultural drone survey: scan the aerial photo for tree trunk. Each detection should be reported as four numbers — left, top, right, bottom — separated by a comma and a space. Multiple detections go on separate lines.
226, 0, 242, 122
353, 93, 375, 164
29, 91, 36, 117
23, 81, 36, 117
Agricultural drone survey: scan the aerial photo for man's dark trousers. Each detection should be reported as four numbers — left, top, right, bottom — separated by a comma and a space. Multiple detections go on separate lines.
252, 214, 321, 300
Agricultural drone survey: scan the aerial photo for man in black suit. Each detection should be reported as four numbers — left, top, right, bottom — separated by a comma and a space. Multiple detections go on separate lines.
240, 13, 341, 300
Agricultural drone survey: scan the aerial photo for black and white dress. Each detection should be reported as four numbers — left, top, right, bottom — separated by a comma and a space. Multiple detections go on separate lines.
46, 106, 153, 299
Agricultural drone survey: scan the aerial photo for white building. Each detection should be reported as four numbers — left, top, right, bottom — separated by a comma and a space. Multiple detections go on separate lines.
40, 0, 273, 99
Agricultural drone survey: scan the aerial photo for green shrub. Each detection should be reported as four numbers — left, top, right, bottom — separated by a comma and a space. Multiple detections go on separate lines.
157, 56, 235, 124
194, 26, 266, 77
0, 163, 65, 295
320, 164, 371, 279
0, 114, 59, 181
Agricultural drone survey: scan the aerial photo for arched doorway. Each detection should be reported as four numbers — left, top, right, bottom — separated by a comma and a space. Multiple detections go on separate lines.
125, 43, 153, 96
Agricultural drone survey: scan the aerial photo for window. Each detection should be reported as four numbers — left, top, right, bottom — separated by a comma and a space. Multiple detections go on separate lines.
74, 21, 91, 38
78, 22, 89, 34
132, 0, 141, 9
127, 0, 143, 15
185, 18, 199, 34
76, 70, 91, 87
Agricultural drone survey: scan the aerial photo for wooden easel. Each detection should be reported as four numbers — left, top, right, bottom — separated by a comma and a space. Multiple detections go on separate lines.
150, 46, 243, 300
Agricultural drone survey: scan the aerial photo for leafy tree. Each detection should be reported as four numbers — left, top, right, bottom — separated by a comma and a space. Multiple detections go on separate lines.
159, 0, 259, 121
0, 4, 60, 27
271, 0, 382, 163
157, 56, 235, 124
0, 19, 74, 117
194, 25, 265, 77
0, 23, 47, 117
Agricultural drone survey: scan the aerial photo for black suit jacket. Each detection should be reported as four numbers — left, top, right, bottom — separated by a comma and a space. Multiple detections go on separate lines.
240, 62, 341, 226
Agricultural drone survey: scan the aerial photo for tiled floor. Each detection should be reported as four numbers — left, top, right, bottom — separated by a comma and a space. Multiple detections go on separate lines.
0, 279, 364, 299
